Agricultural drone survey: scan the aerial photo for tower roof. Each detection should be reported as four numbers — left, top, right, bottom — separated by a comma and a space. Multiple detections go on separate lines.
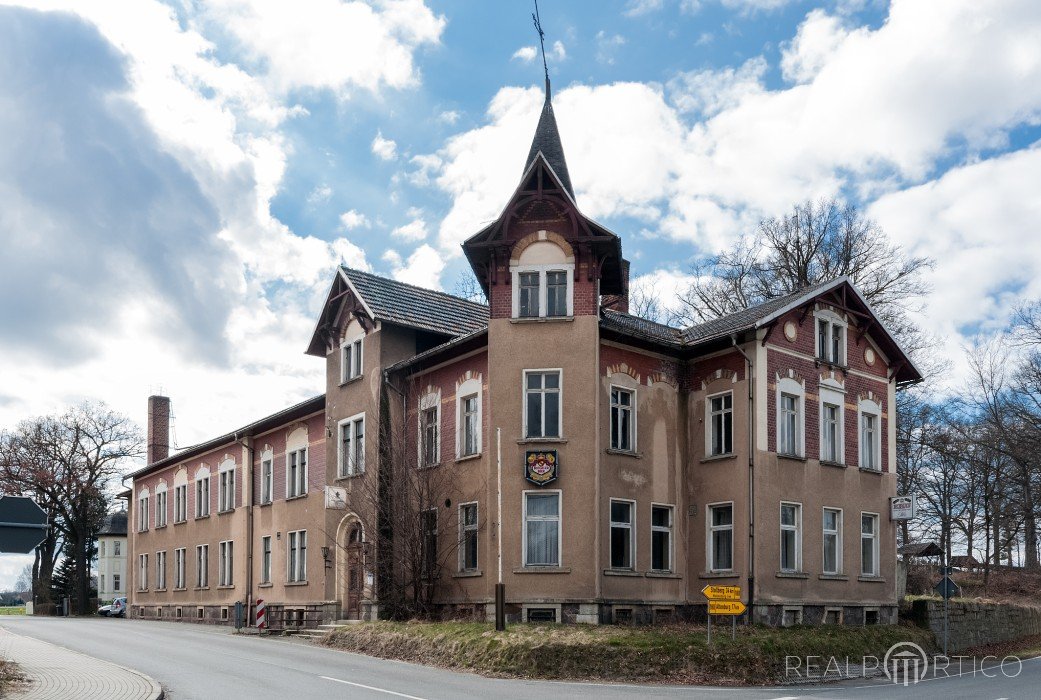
524, 88, 574, 199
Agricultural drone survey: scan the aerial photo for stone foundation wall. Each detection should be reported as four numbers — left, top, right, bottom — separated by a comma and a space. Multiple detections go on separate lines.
910, 600, 1041, 652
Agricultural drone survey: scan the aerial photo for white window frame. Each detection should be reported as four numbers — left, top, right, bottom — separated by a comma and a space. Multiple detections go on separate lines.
338, 413, 366, 477
707, 501, 735, 572
260, 448, 274, 504
609, 498, 636, 570
261, 535, 272, 584
156, 550, 166, 589
522, 490, 562, 568
706, 390, 734, 457
523, 369, 562, 439
861, 512, 880, 577
609, 385, 636, 452
286, 447, 308, 498
418, 390, 441, 467
455, 376, 483, 458
195, 469, 210, 518
217, 459, 235, 512
175, 547, 186, 589
340, 332, 364, 383
288, 530, 307, 583
138, 553, 148, 590
779, 502, 802, 573
819, 384, 845, 465
218, 540, 233, 587
155, 486, 168, 527
114, 540, 121, 556
776, 376, 805, 457
511, 263, 575, 319
137, 489, 149, 532
650, 503, 674, 573
113, 573, 120, 592
814, 308, 848, 365
858, 399, 882, 471
196, 544, 209, 588
459, 502, 479, 572
823, 507, 843, 575
174, 483, 188, 523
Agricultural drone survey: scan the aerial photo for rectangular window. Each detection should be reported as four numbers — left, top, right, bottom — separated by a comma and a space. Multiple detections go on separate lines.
114, 573, 120, 592
779, 393, 799, 456
524, 492, 560, 567
421, 510, 438, 579
219, 541, 233, 587
524, 370, 560, 439
100, 541, 105, 557
421, 407, 439, 466
780, 503, 801, 572
261, 536, 272, 584
287, 448, 307, 498
459, 503, 478, 572
709, 393, 733, 456
261, 457, 273, 504
138, 495, 149, 531
138, 554, 148, 590
341, 338, 363, 382
218, 468, 235, 512
861, 513, 879, 576
610, 387, 634, 451
651, 505, 673, 572
175, 548, 186, 589
156, 551, 166, 589
155, 491, 167, 527
196, 477, 210, 517
546, 270, 567, 317
174, 484, 187, 522
823, 508, 842, 575
288, 530, 307, 583
196, 544, 208, 588
114, 541, 120, 556
818, 318, 845, 364
822, 403, 840, 462
340, 416, 365, 476
519, 271, 539, 318
709, 503, 733, 571
461, 395, 479, 457
861, 413, 879, 470
609, 499, 634, 569
818, 319, 828, 362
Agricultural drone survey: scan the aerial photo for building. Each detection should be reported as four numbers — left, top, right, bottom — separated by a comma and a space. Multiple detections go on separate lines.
128, 81, 921, 627
97, 510, 128, 602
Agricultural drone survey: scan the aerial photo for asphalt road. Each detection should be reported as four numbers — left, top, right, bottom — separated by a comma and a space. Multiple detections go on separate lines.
1, 616, 1037, 699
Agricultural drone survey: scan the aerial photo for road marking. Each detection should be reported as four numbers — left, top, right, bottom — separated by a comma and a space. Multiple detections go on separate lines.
320, 675, 428, 699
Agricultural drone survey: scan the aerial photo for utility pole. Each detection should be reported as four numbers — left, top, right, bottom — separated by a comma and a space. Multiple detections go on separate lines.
495, 428, 505, 631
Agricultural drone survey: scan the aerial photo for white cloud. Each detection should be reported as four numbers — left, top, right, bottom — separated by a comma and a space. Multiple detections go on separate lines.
596, 31, 626, 65
667, 56, 767, 117
339, 209, 370, 230
549, 40, 567, 62
512, 46, 537, 62
383, 244, 444, 289
371, 130, 398, 160
391, 217, 428, 242
438, 109, 460, 124
780, 9, 853, 84
624, 0, 664, 17
307, 183, 333, 203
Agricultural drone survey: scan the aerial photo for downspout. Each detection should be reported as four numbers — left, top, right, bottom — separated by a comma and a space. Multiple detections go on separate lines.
731, 333, 754, 618
235, 431, 255, 625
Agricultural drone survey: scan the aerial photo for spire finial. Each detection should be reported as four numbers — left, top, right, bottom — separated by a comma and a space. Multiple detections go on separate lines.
532, 0, 550, 99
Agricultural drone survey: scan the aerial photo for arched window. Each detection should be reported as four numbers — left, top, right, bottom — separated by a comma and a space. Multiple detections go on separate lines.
858, 398, 882, 471
217, 458, 236, 512
511, 239, 574, 319
194, 465, 211, 518
455, 375, 482, 458
776, 376, 805, 458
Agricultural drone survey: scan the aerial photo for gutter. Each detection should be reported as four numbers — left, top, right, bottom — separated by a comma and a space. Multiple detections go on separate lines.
234, 431, 256, 626
731, 333, 755, 618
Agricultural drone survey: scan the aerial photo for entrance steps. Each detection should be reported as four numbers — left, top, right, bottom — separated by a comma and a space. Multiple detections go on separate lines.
296, 619, 363, 641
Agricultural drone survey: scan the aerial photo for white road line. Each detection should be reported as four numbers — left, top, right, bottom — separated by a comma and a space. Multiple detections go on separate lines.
320, 675, 428, 699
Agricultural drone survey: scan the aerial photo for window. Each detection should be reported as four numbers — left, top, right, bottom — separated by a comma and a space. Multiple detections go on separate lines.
861, 513, 879, 576
779, 394, 799, 456
175, 548, 186, 589
459, 503, 478, 572
859, 400, 881, 471
651, 505, 673, 572
138, 554, 148, 590
196, 544, 209, 588
708, 503, 733, 571
218, 461, 235, 512
523, 491, 560, 567
174, 484, 187, 522
708, 392, 733, 456
816, 315, 846, 365
219, 541, 233, 586
610, 387, 635, 451
519, 271, 539, 318
100, 574, 106, 592
609, 500, 634, 569
421, 510, 438, 579
341, 336, 363, 382
511, 248, 574, 319
260, 453, 273, 504
286, 448, 307, 498
546, 270, 568, 317
138, 493, 149, 532
461, 395, 479, 457
113, 573, 120, 592
195, 475, 210, 517
155, 487, 167, 527
823, 508, 842, 575
780, 503, 801, 572
261, 536, 272, 584
339, 415, 365, 477
114, 541, 120, 556
288, 531, 307, 583
821, 402, 841, 463
524, 370, 561, 438
421, 407, 440, 466
100, 541, 106, 557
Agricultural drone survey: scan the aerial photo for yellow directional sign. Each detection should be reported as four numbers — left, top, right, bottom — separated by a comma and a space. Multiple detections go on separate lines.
701, 585, 741, 601
708, 600, 747, 616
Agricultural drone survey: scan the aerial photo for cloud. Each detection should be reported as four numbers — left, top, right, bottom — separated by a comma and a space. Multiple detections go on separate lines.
596, 31, 626, 65
382, 244, 444, 289
512, 46, 537, 62
339, 209, 370, 230
667, 56, 767, 117
780, 9, 853, 84
438, 110, 460, 124
307, 184, 333, 203
624, 0, 664, 17
371, 130, 398, 160
549, 41, 567, 62
391, 217, 428, 242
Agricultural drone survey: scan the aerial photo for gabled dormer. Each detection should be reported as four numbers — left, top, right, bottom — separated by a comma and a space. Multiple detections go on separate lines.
462, 85, 628, 320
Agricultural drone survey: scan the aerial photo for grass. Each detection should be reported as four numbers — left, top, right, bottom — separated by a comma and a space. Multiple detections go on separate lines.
321, 621, 937, 685
0, 607, 25, 616
0, 659, 26, 695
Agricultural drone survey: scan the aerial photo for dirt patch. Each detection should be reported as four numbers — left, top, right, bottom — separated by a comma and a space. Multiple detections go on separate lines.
1, 658, 28, 695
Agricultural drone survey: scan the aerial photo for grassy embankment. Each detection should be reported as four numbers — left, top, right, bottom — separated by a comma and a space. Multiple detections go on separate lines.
0, 607, 25, 616
322, 621, 936, 685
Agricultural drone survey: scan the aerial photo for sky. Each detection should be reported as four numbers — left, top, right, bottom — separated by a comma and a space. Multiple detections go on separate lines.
2, 0, 1041, 586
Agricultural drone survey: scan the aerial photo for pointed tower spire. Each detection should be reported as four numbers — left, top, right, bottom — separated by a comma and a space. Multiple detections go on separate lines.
525, 1, 574, 198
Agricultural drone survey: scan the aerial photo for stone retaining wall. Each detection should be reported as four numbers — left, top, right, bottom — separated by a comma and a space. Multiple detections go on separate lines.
910, 599, 1041, 652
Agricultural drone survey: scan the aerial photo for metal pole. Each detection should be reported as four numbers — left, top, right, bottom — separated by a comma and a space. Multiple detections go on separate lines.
495, 428, 505, 631
943, 558, 949, 656
707, 613, 712, 645
732, 613, 736, 640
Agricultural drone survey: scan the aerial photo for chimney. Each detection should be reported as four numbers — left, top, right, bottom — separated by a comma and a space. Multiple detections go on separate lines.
601, 259, 631, 314
147, 395, 171, 464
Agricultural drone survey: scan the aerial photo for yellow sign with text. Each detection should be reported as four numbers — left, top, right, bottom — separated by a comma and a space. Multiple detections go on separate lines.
708, 600, 747, 616
701, 585, 741, 601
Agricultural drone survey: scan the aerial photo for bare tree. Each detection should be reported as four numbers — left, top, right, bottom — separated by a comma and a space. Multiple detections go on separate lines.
452, 270, 488, 305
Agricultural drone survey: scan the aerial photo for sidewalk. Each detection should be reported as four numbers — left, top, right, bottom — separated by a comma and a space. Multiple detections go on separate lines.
0, 626, 162, 700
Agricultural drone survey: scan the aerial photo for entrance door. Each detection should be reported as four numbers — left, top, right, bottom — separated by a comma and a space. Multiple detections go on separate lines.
345, 524, 364, 619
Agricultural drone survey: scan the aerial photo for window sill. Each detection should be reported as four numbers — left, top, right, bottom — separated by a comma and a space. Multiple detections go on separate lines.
453, 570, 483, 578
173, 587, 187, 592
605, 448, 642, 458
419, 462, 441, 470
777, 453, 807, 463
819, 574, 848, 581
173, 520, 187, 526
645, 571, 682, 579
516, 438, 567, 445
513, 567, 570, 574
455, 453, 482, 464
603, 569, 641, 577
338, 375, 364, 387
285, 580, 309, 586
155, 524, 167, 530
194, 587, 209, 591
258, 500, 272, 507
336, 472, 365, 481
815, 358, 848, 372
194, 515, 210, 521
217, 585, 235, 590
155, 588, 167, 592
217, 508, 235, 515
858, 467, 883, 475
286, 494, 308, 502
776, 571, 810, 579
510, 316, 574, 324
820, 460, 846, 469
258, 582, 273, 588
699, 571, 740, 579
701, 453, 737, 464
858, 575, 886, 583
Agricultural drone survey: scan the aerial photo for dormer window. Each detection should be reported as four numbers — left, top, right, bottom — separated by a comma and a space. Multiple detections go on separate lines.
340, 321, 365, 383
815, 310, 847, 365
519, 272, 540, 317
511, 239, 574, 319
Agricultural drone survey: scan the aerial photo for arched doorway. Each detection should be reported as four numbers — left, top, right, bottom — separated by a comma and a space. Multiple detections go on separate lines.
335, 514, 367, 619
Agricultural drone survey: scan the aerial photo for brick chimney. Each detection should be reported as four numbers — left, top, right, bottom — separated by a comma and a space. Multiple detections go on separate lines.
147, 395, 171, 464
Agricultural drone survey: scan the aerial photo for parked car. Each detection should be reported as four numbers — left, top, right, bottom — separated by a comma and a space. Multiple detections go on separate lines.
98, 597, 126, 618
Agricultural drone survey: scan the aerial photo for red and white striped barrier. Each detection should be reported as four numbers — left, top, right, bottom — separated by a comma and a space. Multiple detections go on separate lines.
256, 599, 266, 630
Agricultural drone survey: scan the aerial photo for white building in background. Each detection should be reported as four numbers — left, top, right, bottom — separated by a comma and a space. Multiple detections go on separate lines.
97, 511, 127, 601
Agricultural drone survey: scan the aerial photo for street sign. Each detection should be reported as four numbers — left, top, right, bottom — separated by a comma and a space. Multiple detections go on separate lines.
891, 495, 915, 521
701, 585, 741, 601
934, 576, 960, 600
0, 496, 49, 554
708, 600, 747, 615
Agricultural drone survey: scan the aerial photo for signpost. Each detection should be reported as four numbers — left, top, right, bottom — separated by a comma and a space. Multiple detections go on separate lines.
702, 584, 743, 643
934, 564, 960, 655
0, 496, 49, 554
